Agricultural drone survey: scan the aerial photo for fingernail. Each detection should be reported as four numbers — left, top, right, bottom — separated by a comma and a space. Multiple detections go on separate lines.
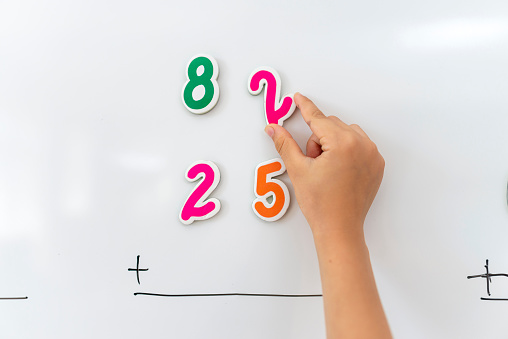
265, 126, 275, 138
294, 92, 302, 106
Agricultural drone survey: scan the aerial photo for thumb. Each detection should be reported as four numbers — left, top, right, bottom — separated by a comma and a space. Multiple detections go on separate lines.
265, 124, 305, 171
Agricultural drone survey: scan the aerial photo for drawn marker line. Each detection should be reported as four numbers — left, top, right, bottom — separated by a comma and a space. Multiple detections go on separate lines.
0, 297, 28, 300
128, 255, 148, 285
467, 273, 508, 279
481, 298, 508, 301
465, 259, 508, 296
134, 292, 322, 298
467, 260, 508, 300
485, 260, 491, 296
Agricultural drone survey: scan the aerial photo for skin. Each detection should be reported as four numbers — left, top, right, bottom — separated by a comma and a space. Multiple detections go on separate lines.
265, 93, 391, 339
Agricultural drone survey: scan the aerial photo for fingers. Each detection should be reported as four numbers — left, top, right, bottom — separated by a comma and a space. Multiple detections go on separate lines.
294, 92, 327, 122
294, 93, 345, 138
349, 124, 370, 139
306, 133, 322, 158
265, 124, 305, 171
329, 116, 345, 126
267, 93, 370, 166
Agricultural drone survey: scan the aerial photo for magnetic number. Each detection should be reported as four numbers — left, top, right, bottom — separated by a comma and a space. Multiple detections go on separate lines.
248, 67, 296, 126
252, 158, 290, 222
179, 161, 221, 225
182, 55, 220, 114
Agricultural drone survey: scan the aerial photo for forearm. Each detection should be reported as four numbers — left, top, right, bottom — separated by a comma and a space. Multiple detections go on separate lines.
265, 93, 389, 337
312, 222, 392, 339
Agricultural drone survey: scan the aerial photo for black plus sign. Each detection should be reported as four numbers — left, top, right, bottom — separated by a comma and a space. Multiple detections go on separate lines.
128, 255, 149, 285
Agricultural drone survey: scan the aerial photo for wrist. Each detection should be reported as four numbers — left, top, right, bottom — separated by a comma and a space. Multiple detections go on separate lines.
309, 214, 365, 237
310, 218, 367, 250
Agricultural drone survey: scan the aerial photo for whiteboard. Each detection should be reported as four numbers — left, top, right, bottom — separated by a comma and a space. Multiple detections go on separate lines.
1, 1, 508, 338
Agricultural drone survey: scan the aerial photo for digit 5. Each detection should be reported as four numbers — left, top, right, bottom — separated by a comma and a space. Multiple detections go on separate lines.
252, 158, 290, 222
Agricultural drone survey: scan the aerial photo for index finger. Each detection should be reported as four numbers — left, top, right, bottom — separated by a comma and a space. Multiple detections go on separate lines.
294, 93, 345, 137
294, 93, 327, 122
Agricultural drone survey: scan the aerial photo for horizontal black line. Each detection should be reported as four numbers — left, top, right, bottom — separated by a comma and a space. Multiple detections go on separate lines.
134, 292, 322, 298
468, 273, 508, 279
0, 297, 28, 300
481, 297, 508, 301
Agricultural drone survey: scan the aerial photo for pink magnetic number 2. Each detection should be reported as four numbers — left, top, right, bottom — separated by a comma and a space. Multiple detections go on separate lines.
179, 161, 221, 225
248, 67, 296, 126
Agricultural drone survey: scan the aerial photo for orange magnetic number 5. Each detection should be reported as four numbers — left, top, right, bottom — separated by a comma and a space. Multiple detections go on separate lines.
252, 158, 290, 222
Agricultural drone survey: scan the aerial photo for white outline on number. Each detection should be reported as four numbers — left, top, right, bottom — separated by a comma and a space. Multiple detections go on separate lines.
252, 158, 290, 222
248, 66, 296, 126
182, 54, 220, 114
179, 160, 221, 225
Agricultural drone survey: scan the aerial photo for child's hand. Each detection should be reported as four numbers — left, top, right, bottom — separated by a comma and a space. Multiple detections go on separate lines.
266, 93, 391, 339
264, 93, 385, 237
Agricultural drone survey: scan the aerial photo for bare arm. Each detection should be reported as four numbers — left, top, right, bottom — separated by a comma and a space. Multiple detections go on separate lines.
265, 93, 391, 339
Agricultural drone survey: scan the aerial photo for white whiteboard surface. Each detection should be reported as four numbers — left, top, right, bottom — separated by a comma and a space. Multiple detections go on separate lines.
1, 1, 508, 338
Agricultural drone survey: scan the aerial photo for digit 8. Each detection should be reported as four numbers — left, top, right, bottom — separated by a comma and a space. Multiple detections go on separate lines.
182, 54, 220, 114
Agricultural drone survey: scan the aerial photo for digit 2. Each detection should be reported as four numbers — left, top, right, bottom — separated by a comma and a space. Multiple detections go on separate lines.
252, 158, 290, 222
248, 67, 296, 126
179, 161, 221, 225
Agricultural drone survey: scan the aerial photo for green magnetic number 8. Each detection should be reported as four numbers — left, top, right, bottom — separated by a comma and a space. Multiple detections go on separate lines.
182, 55, 220, 114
